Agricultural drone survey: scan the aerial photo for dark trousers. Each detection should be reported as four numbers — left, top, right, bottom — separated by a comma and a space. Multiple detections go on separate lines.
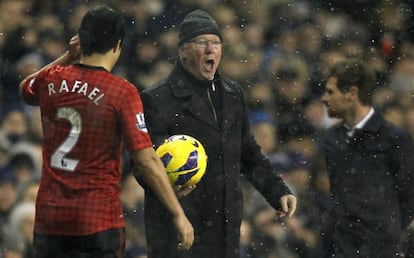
33, 228, 125, 258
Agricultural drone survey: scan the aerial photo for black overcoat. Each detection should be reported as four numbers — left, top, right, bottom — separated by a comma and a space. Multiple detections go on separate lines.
139, 62, 292, 258
321, 111, 414, 258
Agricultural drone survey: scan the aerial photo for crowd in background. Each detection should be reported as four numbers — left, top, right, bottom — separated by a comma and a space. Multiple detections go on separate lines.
1, 0, 414, 257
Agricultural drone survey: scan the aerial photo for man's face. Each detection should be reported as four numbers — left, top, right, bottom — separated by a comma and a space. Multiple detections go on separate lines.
321, 77, 351, 118
180, 34, 222, 80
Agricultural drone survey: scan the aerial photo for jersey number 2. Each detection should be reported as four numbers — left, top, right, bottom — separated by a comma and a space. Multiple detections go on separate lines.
50, 107, 81, 171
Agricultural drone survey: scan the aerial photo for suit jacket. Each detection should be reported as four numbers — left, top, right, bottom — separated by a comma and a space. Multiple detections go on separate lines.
321, 111, 414, 258
139, 61, 291, 258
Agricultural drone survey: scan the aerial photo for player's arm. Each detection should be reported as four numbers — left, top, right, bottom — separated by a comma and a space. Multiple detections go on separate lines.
19, 35, 81, 93
131, 147, 194, 250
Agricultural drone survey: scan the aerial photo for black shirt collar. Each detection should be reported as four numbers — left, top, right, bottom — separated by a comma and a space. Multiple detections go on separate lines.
74, 63, 108, 72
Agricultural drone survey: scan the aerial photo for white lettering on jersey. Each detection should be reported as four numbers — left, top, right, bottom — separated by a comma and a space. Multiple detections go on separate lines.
88, 88, 104, 106
92, 90, 104, 106
72, 80, 82, 92
59, 80, 69, 93
136, 112, 148, 133
46, 79, 105, 105
48, 83, 56, 95
78, 82, 88, 95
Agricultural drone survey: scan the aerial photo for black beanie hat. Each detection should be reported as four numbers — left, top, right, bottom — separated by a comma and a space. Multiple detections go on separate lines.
178, 9, 222, 46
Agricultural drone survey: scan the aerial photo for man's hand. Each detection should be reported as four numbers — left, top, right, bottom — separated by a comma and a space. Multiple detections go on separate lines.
19, 34, 82, 93
133, 148, 195, 250
173, 213, 194, 250
275, 194, 297, 219
67, 34, 81, 61
174, 184, 196, 198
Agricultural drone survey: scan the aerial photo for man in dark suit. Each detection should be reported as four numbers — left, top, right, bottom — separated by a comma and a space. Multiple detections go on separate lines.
320, 58, 414, 258
139, 9, 297, 258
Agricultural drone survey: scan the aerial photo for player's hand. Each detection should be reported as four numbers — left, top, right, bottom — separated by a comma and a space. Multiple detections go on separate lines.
174, 184, 196, 198
67, 34, 81, 61
173, 213, 194, 250
275, 194, 297, 219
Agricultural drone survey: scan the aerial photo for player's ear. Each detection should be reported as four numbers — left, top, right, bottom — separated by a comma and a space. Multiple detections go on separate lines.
114, 40, 122, 53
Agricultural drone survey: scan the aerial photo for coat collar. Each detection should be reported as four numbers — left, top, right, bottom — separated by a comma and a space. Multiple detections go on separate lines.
361, 110, 383, 133
166, 60, 238, 130
168, 60, 234, 98
340, 109, 383, 135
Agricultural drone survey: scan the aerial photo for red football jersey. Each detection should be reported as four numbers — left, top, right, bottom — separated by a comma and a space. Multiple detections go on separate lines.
21, 64, 153, 235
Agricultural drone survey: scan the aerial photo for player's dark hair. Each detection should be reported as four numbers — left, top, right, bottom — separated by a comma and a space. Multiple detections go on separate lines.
329, 58, 376, 105
79, 5, 125, 56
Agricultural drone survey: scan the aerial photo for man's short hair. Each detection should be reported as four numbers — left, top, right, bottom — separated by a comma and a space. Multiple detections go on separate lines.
79, 5, 125, 56
329, 59, 376, 105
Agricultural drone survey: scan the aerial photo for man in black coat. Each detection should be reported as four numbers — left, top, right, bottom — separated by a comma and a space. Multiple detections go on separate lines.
139, 9, 297, 258
320, 59, 414, 258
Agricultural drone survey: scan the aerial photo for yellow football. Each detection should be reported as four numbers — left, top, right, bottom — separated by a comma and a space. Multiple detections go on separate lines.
156, 134, 207, 187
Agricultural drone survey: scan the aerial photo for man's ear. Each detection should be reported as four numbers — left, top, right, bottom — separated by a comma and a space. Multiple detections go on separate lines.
114, 40, 122, 52
178, 46, 186, 60
349, 85, 359, 100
